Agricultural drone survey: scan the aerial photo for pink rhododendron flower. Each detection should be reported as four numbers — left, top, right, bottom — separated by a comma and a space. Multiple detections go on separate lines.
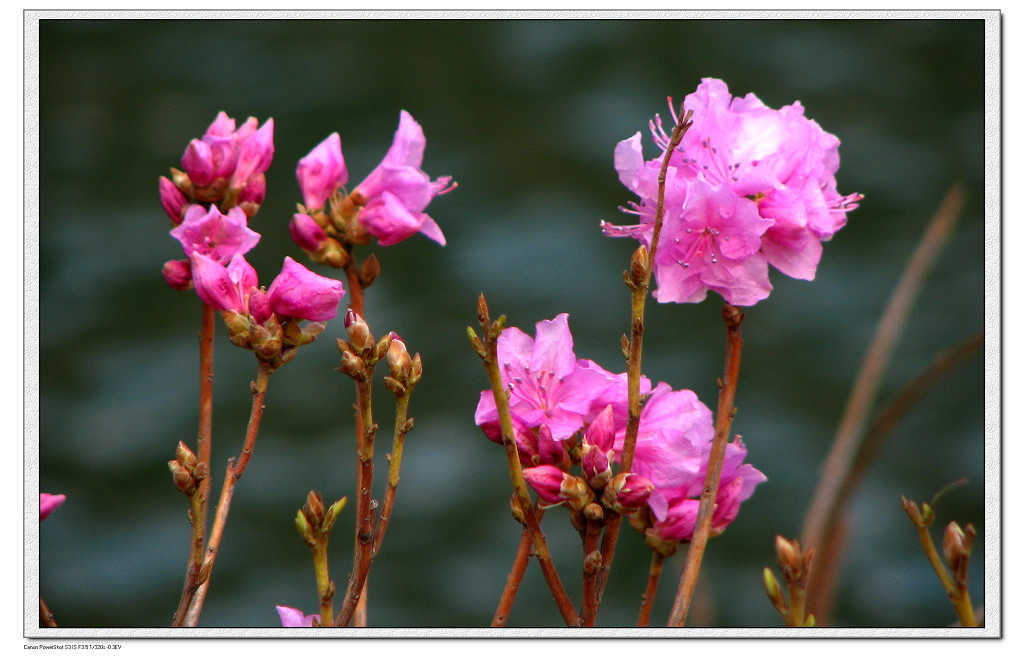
40, 493, 66, 521
603, 78, 861, 305
474, 314, 616, 441
267, 257, 346, 322
191, 253, 345, 323
181, 111, 275, 193
353, 110, 455, 246
170, 205, 260, 265
275, 605, 320, 627
296, 133, 348, 210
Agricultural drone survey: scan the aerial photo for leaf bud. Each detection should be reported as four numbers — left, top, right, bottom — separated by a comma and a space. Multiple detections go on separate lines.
302, 490, 326, 528
294, 509, 315, 547
175, 441, 198, 472
630, 245, 650, 286
358, 253, 381, 288
168, 460, 196, 497
322, 497, 348, 534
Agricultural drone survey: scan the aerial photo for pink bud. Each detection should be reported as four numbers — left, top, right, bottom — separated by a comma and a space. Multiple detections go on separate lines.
386, 331, 413, 378
239, 173, 266, 207
231, 118, 275, 190
189, 252, 244, 313
653, 498, 700, 542
248, 288, 272, 325
296, 133, 348, 210
267, 257, 346, 322
181, 139, 214, 187
289, 213, 328, 252
583, 404, 615, 452
205, 111, 237, 138
162, 259, 192, 290
159, 176, 189, 225
275, 605, 320, 628
523, 465, 570, 507
535, 424, 565, 466
581, 443, 612, 489
602, 472, 654, 514
40, 493, 66, 521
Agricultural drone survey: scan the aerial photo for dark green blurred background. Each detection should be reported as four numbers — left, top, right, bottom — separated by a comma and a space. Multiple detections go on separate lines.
37, 18, 986, 628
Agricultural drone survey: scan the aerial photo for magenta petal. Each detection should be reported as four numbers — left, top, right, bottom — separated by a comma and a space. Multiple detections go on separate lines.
614, 132, 646, 195
190, 252, 244, 313
761, 225, 823, 280
231, 118, 275, 190
181, 139, 214, 187
417, 214, 446, 246
40, 493, 66, 521
358, 192, 424, 246
296, 133, 348, 210
383, 110, 427, 169
529, 314, 576, 380
267, 257, 346, 322
275, 605, 320, 627
205, 111, 236, 138
474, 390, 502, 442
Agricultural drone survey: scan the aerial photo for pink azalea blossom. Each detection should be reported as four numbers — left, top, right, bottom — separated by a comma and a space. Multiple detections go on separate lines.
354, 111, 455, 247
603, 78, 860, 305
181, 111, 275, 192
474, 314, 616, 441
275, 605, 320, 627
191, 254, 345, 323
266, 257, 346, 322
170, 205, 260, 265
296, 133, 348, 210
40, 493, 66, 521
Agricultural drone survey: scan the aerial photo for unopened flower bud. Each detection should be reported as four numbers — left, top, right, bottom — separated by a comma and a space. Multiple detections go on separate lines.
248, 289, 273, 326
630, 245, 650, 286
344, 309, 374, 353
222, 310, 252, 348
523, 465, 593, 511
358, 253, 381, 288
320, 238, 349, 269
582, 502, 604, 523
302, 490, 326, 528
583, 404, 615, 452
602, 472, 654, 514
175, 441, 198, 472
386, 332, 413, 381
942, 521, 975, 582
338, 349, 367, 380
238, 173, 266, 217
159, 176, 189, 225
410, 353, 423, 385
182, 139, 215, 187
581, 443, 612, 490
775, 535, 801, 573
162, 259, 192, 290
322, 497, 348, 534
290, 213, 329, 252
251, 322, 282, 361
168, 460, 197, 496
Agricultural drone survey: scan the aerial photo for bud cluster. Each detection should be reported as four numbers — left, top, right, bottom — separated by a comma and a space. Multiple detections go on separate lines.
224, 310, 326, 371
762, 535, 817, 627
160, 112, 275, 224
167, 441, 208, 498
336, 310, 423, 395
294, 490, 347, 548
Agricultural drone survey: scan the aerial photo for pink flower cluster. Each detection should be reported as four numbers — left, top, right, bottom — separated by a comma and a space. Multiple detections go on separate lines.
293, 110, 456, 249
474, 314, 764, 542
603, 78, 862, 306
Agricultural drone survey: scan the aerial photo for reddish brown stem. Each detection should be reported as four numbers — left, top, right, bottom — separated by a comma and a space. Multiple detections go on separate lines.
345, 258, 365, 318
667, 305, 744, 627
581, 519, 603, 626
491, 520, 537, 627
171, 303, 216, 627
354, 578, 369, 627
637, 551, 665, 627
334, 376, 377, 627
40, 596, 58, 628
183, 363, 271, 627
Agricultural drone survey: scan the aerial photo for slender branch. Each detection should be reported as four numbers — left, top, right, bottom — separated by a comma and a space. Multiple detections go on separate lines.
345, 256, 365, 318
667, 304, 745, 627
171, 303, 216, 626
806, 332, 983, 622
637, 551, 665, 627
801, 184, 965, 614
903, 506, 977, 627
354, 578, 369, 627
491, 519, 538, 627
334, 375, 378, 627
183, 362, 271, 627
580, 519, 603, 627
312, 539, 335, 626
597, 106, 693, 606
40, 596, 58, 628
372, 392, 413, 557
471, 296, 579, 626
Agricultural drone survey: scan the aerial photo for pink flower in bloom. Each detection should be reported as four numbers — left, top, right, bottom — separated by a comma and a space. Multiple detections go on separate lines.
40, 493, 66, 521
170, 205, 260, 265
648, 438, 766, 542
474, 314, 616, 441
353, 111, 456, 246
275, 605, 320, 627
191, 254, 345, 323
267, 257, 346, 322
296, 133, 348, 210
181, 111, 275, 193
603, 78, 860, 305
